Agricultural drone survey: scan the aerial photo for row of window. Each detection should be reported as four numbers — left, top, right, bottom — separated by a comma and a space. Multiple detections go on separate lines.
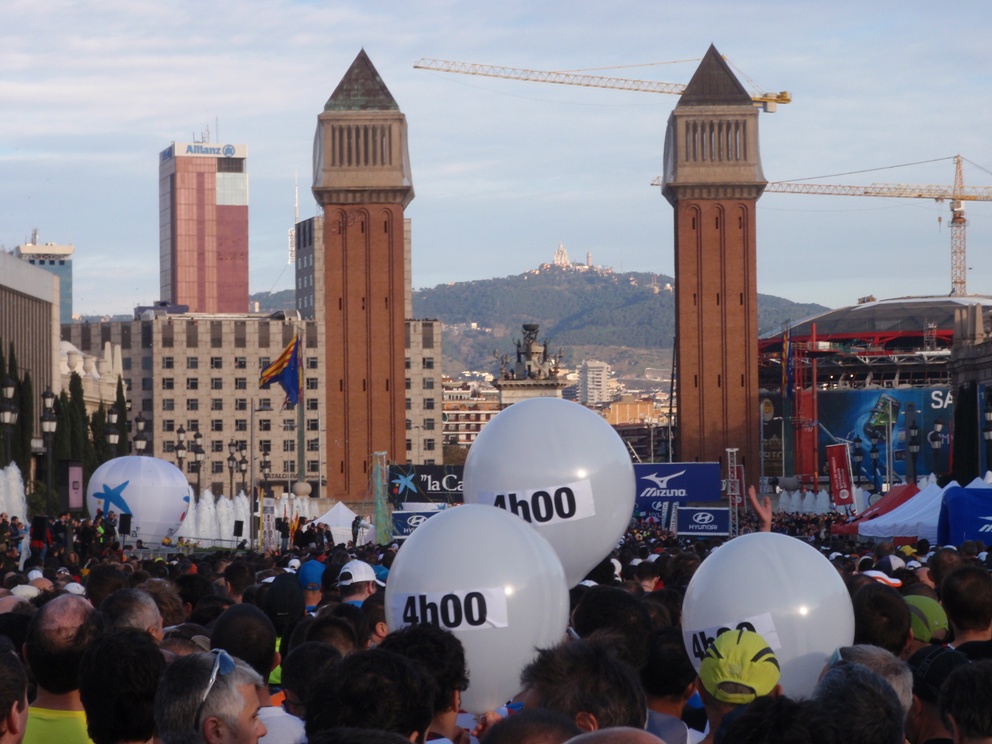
160, 419, 320, 433
404, 357, 435, 369
406, 439, 436, 451
154, 377, 320, 391
405, 378, 435, 390
405, 398, 436, 410
405, 419, 436, 430
152, 357, 320, 371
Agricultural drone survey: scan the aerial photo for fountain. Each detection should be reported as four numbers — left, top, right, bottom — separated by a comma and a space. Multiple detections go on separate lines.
0, 465, 28, 522
175, 488, 319, 549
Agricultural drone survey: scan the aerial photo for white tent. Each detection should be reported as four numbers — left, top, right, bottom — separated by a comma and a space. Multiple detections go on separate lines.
315, 502, 376, 546
858, 481, 954, 543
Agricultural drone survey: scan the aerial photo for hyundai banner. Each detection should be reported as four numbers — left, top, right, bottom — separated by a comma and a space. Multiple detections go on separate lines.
634, 462, 722, 517
391, 511, 442, 538
673, 506, 731, 537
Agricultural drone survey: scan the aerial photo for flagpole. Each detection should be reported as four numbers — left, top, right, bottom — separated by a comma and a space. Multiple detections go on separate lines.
297, 322, 305, 496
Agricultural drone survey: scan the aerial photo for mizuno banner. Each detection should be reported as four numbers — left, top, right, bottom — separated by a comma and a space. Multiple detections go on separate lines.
634, 462, 722, 516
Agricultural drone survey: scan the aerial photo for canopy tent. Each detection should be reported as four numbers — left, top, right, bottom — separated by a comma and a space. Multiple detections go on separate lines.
831, 483, 919, 536
858, 481, 953, 543
938, 486, 992, 546
314, 502, 376, 546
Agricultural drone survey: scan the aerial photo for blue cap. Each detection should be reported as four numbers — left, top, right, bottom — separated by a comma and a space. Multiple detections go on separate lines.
298, 560, 326, 590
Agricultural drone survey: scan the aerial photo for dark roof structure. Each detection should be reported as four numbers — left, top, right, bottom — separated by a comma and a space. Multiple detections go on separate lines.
678, 44, 751, 107
324, 49, 399, 112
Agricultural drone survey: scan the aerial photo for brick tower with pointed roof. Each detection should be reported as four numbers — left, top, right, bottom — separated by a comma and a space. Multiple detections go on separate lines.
313, 50, 414, 501
662, 45, 765, 483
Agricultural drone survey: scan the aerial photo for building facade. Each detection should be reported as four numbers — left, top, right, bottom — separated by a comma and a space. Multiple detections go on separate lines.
579, 360, 611, 405
15, 232, 73, 325
311, 50, 415, 501
159, 142, 249, 313
662, 45, 764, 481
63, 310, 324, 498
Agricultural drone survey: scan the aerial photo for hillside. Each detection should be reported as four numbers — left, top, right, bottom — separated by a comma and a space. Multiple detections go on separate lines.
251, 270, 828, 377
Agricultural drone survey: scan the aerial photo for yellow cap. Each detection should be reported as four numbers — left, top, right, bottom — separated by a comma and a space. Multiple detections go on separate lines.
698, 629, 780, 704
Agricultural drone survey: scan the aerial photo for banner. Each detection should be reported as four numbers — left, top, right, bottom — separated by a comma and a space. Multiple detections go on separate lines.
391, 510, 442, 538
826, 443, 854, 507
673, 506, 731, 537
633, 463, 722, 516
388, 465, 464, 505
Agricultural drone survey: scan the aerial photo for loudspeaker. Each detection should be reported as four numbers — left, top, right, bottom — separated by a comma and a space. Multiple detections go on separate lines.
118, 514, 132, 535
233, 520, 244, 537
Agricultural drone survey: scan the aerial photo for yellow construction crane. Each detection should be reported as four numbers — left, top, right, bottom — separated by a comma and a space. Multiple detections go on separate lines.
413, 58, 792, 112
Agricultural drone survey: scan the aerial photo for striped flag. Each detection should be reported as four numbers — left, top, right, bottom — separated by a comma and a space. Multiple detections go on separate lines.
259, 335, 302, 408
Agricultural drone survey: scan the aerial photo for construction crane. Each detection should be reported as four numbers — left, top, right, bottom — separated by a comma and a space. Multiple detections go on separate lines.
765, 156, 992, 296
413, 58, 792, 112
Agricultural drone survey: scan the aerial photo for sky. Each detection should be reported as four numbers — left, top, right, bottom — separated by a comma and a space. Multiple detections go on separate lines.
3, 1, 992, 317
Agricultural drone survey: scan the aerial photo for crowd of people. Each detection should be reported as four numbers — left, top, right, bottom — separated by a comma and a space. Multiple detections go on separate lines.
0, 490, 988, 743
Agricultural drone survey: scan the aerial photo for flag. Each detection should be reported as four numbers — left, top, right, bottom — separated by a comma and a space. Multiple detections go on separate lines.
260, 335, 301, 408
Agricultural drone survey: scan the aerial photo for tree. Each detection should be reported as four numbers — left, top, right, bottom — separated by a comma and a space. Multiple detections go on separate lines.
114, 376, 129, 457
15, 372, 33, 479
54, 391, 72, 462
90, 405, 109, 464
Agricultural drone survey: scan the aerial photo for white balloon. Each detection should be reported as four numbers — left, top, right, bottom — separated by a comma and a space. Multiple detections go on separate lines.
384, 504, 569, 714
681, 532, 854, 699
86, 456, 191, 545
462, 398, 635, 587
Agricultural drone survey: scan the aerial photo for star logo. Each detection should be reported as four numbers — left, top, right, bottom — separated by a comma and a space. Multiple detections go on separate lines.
95, 481, 132, 515
391, 472, 417, 496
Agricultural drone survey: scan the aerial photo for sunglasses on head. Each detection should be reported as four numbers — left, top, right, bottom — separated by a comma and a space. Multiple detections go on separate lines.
195, 649, 236, 729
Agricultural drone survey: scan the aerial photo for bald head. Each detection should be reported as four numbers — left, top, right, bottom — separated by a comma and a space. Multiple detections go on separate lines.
24, 594, 102, 694
567, 728, 662, 743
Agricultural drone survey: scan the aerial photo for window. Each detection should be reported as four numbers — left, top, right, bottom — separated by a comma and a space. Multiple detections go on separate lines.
162, 398, 175, 411
307, 419, 319, 432
307, 460, 319, 474
211, 419, 224, 432
423, 378, 435, 390
424, 439, 436, 451
235, 420, 248, 432
234, 357, 247, 369
406, 439, 412, 452
423, 418, 435, 431
163, 441, 175, 453
284, 460, 296, 473
212, 461, 224, 475
211, 399, 223, 411
282, 419, 295, 432
186, 378, 199, 390
122, 358, 131, 371
142, 378, 153, 391
235, 399, 248, 411
162, 356, 174, 369
162, 378, 174, 390
306, 399, 318, 411
283, 440, 295, 452
162, 419, 175, 432
405, 378, 412, 390
142, 357, 153, 370
186, 399, 199, 411
235, 378, 247, 390
306, 377, 318, 390
211, 378, 223, 390
424, 398, 435, 410
187, 357, 199, 369
187, 420, 199, 433
210, 357, 223, 369
405, 398, 412, 411
260, 399, 272, 409
259, 420, 271, 432
423, 357, 434, 370
405, 358, 411, 370
307, 439, 320, 452
307, 357, 318, 369
211, 440, 224, 453
259, 357, 271, 370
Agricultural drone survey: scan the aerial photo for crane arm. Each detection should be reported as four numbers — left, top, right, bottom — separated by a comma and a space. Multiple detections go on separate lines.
764, 181, 992, 202
414, 58, 791, 107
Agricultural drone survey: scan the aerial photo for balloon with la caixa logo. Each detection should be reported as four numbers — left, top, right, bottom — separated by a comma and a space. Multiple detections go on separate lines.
462, 397, 636, 587
384, 504, 569, 714
86, 456, 191, 545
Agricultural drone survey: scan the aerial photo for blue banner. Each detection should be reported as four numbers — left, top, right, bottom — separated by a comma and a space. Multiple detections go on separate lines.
633, 463, 722, 515
674, 506, 731, 537
388, 465, 464, 505
391, 510, 442, 538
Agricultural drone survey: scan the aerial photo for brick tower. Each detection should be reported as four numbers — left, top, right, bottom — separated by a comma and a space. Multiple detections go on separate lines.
662, 46, 765, 482
312, 50, 414, 501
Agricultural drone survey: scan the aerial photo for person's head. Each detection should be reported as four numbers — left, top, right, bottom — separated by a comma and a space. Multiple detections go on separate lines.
814, 663, 904, 744
154, 650, 266, 744
929, 548, 966, 594
520, 640, 647, 732
79, 629, 166, 744
298, 561, 326, 600
210, 603, 278, 682
175, 574, 217, 620
262, 573, 305, 638
939, 565, 992, 636
361, 592, 389, 647
479, 708, 580, 744
223, 561, 254, 602
905, 644, 970, 744
305, 648, 433, 743
84, 563, 128, 609
305, 615, 358, 656
570, 586, 652, 670
137, 578, 187, 627
697, 629, 781, 725
852, 582, 912, 656
713, 695, 836, 744
832, 645, 912, 717
337, 560, 382, 603
23, 594, 102, 694
379, 624, 469, 718
939, 658, 992, 742
319, 602, 371, 649
100, 588, 164, 641
0, 648, 27, 744
280, 641, 341, 720
639, 627, 696, 703
904, 595, 950, 643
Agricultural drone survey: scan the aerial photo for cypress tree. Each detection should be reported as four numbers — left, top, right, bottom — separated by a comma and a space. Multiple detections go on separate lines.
15, 372, 33, 479
114, 376, 129, 457
54, 391, 72, 462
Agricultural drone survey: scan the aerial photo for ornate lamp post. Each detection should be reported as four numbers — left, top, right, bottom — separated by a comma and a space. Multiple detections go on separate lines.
1, 377, 19, 467
239, 454, 248, 494
929, 418, 944, 475
133, 412, 148, 455
107, 406, 121, 454
41, 388, 57, 516
193, 430, 205, 497
908, 416, 921, 486
227, 439, 238, 497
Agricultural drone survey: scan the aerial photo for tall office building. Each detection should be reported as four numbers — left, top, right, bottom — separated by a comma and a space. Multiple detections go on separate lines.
15, 230, 73, 325
661, 46, 765, 480
312, 50, 414, 501
159, 141, 249, 313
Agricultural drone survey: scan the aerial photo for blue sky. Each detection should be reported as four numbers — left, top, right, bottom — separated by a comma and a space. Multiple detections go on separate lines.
2, 1, 991, 316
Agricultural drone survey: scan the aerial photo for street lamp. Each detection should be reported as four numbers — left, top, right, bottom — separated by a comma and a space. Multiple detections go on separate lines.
929, 418, 944, 475
133, 412, 148, 455
175, 440, 187, 477
908, 415, 921, 485
227, 453, 237, 497
107, 405, 120, 459
239, 454, 248, 494
1, 377, 19, 466
851, 435, 864, 487
41, 388, 57, 516
193, 431, 205, 497
250, 400, 273, 551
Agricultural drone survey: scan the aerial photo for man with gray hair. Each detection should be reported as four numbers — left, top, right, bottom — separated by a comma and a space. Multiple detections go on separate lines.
833, 645, 913, 718
154, 650, 267, 744
814, 662, 904, 744
99, 588, 164, 642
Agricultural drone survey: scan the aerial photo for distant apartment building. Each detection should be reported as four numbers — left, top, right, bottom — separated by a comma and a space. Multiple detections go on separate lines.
159, 141, 249, 313
63, 309, 323, 498
442, 381, 500, 448
406, 320, 443, 463
579, 359, 611, 405
15, 231, 73, 325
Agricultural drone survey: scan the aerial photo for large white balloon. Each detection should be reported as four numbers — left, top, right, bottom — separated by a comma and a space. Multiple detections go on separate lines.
86, 456, 191, 545
385, 504, 569, 714
681, 532, 854, 698
462, 397, 635, 587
